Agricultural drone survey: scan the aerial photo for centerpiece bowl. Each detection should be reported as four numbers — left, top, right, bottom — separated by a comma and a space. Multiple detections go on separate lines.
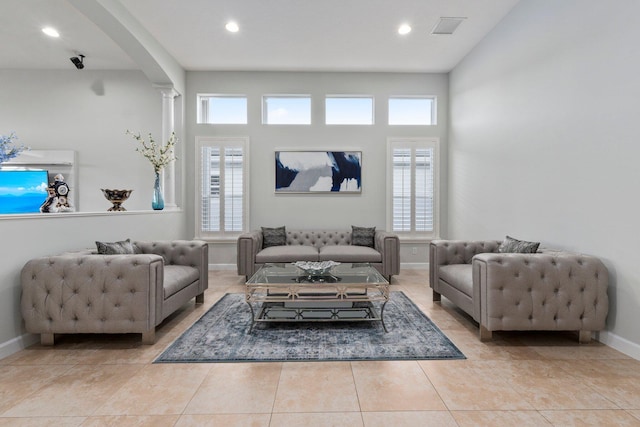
101, 189, 133, 212
293, 260, 340, 276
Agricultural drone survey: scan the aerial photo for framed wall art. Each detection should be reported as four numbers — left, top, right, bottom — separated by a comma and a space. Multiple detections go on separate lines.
275, 150, 362, 193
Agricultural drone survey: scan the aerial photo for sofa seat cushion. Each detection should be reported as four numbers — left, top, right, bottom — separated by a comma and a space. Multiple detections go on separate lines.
439, 264, 473, 297
164, 265, 200, 299
256, 245, 319, 263
319, 245, 382, 263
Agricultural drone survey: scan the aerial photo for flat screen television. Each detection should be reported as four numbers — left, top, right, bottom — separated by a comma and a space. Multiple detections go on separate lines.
0, 169, 49, 214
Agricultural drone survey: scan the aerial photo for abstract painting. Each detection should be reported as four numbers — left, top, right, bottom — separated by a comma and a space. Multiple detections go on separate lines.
275, 151, 362, 193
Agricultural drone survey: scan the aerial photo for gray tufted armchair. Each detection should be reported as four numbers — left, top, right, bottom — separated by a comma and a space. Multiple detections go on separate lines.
21, 240, 208, 345
429, 240, 609, 342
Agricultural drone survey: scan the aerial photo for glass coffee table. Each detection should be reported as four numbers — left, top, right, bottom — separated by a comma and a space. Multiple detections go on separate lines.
245, 262, 390, 333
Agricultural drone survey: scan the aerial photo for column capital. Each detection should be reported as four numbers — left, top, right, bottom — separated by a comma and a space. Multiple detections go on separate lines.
152, 84, 180, 98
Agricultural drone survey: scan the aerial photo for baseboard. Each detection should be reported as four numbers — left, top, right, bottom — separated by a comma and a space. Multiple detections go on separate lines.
0, 332, 39, 360
401, 262, 429, 270
209, 263, 236, 270
597, 331, 640, 360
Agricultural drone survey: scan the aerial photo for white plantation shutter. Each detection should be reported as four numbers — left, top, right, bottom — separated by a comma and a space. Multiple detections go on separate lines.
201, 146, 221, 232
224, 147, 243, 232
197, 137, 249, 238
415, 148, 434, 232
388, 138, 438, 237
392, 148, 412, 232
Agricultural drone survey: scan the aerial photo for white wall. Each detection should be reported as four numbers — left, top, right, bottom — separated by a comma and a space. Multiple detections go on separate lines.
185, 71, 449, 267
0, 69, 187, 353
449, 0, 640, 355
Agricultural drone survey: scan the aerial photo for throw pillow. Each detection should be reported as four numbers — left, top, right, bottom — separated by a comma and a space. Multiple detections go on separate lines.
498, 235, 540, 253
351, 225, 376, 247
262, 226, 286, 248
96, 238, 136, 255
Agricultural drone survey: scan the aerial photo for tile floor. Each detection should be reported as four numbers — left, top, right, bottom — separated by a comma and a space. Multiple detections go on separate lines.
1, 269, 639, 426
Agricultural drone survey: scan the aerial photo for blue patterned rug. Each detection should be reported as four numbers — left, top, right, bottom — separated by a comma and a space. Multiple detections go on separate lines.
155, 292, 465, 363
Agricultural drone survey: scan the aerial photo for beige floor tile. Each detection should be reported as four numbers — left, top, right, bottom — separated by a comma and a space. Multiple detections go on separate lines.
629, 410, 640, 421
93, 364, 211, 416
184, 363, 281, 414
582, 377, 640, 409
174, 413, 270, 427
478, 360, 618, 410
478, 359, 582, 381
273, 362, 360, 412
0, 364, 74, 414
2, 364, 142, 417
528, 340, 631, 360
0, 417, 86, 426
540, 410, 640, 426
361, 411, 457, 427
79, 415, 180, 426
270, 412, 364, 427
443, 329, 544, 361
352, 361, 447, 411
554, 359, 640, 381
512, 376, 617, 410
452, 410, 552, 426
0, 345, 100, 366
419, 360, 534, 410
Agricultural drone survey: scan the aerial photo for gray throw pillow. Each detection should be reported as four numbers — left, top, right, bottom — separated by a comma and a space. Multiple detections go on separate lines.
351, 225, 376, 247
498, 235, 540, 253
96, 238, 136, 255
262, 226, 286, 248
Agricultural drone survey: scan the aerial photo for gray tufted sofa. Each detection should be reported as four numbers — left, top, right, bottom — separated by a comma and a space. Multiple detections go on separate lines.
20, 240, 208, 345
237, 229, 400, 280
429, 240, 609, 343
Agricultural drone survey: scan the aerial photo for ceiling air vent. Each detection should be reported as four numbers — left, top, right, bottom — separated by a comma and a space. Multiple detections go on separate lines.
431, 17, 467, 35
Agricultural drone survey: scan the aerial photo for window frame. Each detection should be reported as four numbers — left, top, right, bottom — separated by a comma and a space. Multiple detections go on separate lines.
196, 94, 248, 125
262, 94, 312, 125
388, 96, 437, 126
195, 136, 250, 241
324, 95, 374, 125
386, 137, 440, 240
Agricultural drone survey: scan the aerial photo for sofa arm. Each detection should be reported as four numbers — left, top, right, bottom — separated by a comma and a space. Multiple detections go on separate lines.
472, 252, 609, 333
135, 240, 209, 295
374, 231, 400, 277
429, 240, 501, 293
237, 230, 263, 277
20, 254, 164, 340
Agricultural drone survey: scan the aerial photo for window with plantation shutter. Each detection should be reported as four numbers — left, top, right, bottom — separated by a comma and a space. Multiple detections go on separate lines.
387, 138, 439, 238
196, 137, 249, 239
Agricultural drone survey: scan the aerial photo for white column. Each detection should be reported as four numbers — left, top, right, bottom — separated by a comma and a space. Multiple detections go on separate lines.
155, 85, 179, 208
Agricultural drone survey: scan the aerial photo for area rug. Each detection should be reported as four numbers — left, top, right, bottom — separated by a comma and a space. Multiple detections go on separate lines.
155, 291, 465, 363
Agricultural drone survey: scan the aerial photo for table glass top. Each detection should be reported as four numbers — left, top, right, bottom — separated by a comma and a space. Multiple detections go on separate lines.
246, 262, 388, 285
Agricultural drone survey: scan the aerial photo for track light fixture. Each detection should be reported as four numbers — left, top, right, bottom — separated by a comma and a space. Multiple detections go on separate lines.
70, 54, 85, 70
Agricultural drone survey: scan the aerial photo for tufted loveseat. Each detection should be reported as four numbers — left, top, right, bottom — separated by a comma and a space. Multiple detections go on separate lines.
20, 240, 208, 345
237, 229, 400, 280
429, 240, 609, 343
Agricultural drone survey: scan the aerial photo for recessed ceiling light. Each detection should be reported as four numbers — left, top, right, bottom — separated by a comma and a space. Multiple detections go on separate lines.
225, 21, 239, 33
398, 24, 412, 35
42, 27, 60, 38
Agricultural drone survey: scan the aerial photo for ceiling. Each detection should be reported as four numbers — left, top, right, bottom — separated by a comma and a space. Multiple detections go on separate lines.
1, 0, 520, 73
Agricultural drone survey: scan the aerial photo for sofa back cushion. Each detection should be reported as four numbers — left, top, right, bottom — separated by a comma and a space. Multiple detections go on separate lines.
433, 240, 501, 265
286, 230, 352, 249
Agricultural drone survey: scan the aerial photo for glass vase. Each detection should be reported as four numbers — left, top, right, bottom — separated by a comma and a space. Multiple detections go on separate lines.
152, 171, 164, 210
